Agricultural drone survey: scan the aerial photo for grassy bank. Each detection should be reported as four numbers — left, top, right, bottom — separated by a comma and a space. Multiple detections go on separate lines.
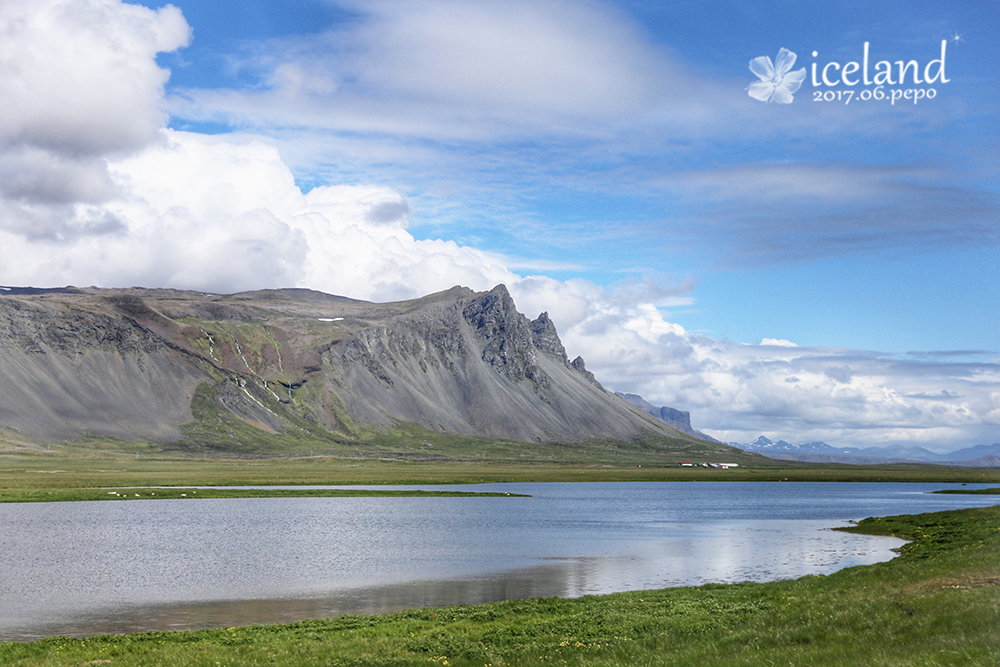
0, 487, 529, 503
3, 451, 1000, 504
3, 504, 999, 666
5, 427, 999, 503
933, 487, 1000, 495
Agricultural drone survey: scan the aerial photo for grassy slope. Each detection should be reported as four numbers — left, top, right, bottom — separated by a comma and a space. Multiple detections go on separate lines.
176, 384, 742, 464
2, 504, 998, 666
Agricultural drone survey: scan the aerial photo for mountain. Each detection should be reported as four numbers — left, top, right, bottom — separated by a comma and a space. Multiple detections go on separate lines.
614, 392, 720, 442
0, 284, 744, 460
729, 436, 1000, 467
839, 444, 946, 461
943, 443, 1000, 462
735, 436, 835, 454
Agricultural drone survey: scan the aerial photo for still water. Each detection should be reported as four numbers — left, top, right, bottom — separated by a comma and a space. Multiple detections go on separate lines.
1, 481, 997, 640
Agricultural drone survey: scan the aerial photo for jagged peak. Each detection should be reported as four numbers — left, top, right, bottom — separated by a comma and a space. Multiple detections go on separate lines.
571, 355, 603, 389
462, 284, 547, 387
462, 285, 520, 326
529, 311, 568, 361
486, 283, 511, 297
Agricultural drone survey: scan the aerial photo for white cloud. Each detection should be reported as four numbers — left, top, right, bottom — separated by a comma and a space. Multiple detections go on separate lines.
344, 0, 668, 119
0, 0, 995, 454
761, 338, 798, 347
0, 0, 189, 156
168, 0, 721, 141
507, 278, 1000, 452
1, 129, 515, 300
0, 0, 190, 243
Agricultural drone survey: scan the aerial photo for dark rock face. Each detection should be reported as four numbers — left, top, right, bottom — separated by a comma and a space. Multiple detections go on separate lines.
657, 406, 693, 432
529, 312, 568, 361
0, 284, 709, 448
569, 356, 601, 389
0, 298, 162, 357
462, 285, 546, 387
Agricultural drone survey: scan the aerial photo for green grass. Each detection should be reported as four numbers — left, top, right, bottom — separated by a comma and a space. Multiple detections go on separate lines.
0, 487, 529, 503
933, 487, 1000, 495
2, 504, 998, 666
2, 449, 1000, 505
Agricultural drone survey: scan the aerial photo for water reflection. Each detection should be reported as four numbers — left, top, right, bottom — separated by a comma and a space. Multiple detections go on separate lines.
1, 482, 996, 640
3, 520, 898, 641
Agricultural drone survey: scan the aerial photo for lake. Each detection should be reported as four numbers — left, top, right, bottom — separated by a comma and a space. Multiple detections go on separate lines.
1, 481, 997, 640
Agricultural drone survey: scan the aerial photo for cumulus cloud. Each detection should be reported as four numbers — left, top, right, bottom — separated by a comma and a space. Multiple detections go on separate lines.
510, 277, 1000, 451
0, 0, 190, 244
1, 130, 517, 298
1, 0, 996, 454
0, 0, 189, 155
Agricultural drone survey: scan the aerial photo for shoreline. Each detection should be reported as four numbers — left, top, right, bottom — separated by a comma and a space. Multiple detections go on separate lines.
0, 515, 906, 642
2, 503, 998, 665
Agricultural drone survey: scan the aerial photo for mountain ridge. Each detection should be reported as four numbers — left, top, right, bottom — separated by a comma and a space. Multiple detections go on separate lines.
613, 392, 720, 442
0, 284, 744, 460
728, 436, 1000, 467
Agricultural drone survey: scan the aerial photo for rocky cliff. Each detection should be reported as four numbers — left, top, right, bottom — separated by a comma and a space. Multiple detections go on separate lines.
0, 284, 722, 454
614, 392, 724, 444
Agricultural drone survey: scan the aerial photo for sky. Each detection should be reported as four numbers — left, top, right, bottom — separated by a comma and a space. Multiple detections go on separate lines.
0, 0, 997, 451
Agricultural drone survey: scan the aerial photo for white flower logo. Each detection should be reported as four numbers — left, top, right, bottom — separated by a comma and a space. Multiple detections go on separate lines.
747, 48, 807, 104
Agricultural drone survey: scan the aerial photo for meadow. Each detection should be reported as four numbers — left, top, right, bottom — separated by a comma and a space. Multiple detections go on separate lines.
3, 446, 1000, 504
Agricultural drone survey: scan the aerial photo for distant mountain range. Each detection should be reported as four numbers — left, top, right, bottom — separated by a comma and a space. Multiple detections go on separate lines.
727, 436, 1000, 468
614, 392, 721, 443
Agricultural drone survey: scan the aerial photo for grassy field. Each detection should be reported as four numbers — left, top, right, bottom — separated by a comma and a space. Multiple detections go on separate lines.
3, 444, 1000, 505
5, 420, 1000, 502
0, 487, 529, 503
933, 487, 1000, 495
3, 456, 1000, 504
3, 456, 999, 503
2, 503, 998, 666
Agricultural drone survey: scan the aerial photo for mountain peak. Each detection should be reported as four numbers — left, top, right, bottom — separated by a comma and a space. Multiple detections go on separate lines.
528, 312, 568, 361
0, 284, 736, 453
462, 285, 545, 386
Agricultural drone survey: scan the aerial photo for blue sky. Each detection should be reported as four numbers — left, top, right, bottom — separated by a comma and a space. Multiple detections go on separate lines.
151, 0, 999, 354
1, 0, 997, 450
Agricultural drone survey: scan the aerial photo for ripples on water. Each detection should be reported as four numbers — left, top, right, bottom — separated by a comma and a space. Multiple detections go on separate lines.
1, 481, 996, 640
